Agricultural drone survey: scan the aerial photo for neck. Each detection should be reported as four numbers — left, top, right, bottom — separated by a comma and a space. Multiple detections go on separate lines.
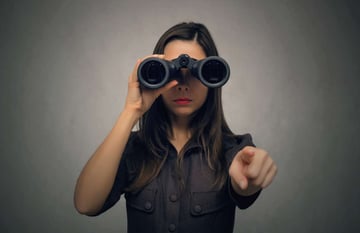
170, 120, 191, 140
168, 115, 192, 153
168, 111, 192, 134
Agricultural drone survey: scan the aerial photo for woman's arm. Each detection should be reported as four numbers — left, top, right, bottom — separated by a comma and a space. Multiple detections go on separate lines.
74, 56, 177, 215
73, 109, 139, 215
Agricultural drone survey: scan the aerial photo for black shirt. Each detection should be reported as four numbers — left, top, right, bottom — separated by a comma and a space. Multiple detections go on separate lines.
94, 132, 261, 233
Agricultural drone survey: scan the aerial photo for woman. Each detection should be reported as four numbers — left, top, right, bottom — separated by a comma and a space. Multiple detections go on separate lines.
74, 22, 277, 233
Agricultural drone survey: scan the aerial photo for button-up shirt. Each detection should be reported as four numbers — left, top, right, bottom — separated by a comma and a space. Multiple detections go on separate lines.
94, 132, 261, 233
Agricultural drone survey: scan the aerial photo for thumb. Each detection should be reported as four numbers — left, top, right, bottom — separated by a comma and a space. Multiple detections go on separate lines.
237, 173, 249, 190
230, 168, 248, 190
230, 154, 249, 190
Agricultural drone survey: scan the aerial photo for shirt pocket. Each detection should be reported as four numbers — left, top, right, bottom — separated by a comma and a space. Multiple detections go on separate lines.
125, 188, 157, 213
190, 190, 232, 216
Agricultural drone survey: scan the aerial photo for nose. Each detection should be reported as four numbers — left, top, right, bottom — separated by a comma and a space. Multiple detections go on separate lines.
176, 69, 190, 91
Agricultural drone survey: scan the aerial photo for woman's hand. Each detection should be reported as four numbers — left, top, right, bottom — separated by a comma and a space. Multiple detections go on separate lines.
229, 146, 277, 196
124, 54, 178, 117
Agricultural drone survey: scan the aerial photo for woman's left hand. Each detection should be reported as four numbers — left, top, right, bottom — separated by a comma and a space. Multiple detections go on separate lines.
229, 146, 277, 196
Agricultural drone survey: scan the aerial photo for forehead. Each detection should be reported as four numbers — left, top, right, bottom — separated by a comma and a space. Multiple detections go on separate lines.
163, 40, 206, 61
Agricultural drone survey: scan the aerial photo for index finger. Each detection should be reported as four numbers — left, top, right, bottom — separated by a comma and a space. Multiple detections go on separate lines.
240, 146, 256, 164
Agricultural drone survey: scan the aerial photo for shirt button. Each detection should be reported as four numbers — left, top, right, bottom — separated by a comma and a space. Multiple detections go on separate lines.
168, 223, 176, 232
169, 194, 177, 202
194, 204, 202, 213
144, 201, 152, 210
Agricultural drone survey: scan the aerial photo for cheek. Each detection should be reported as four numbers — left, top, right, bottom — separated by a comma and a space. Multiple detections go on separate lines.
191, 80, 208, 94
160, 88, 178, 106
200, 88, 209, 103
160, 91, 172, 104
193, 83, 209, 103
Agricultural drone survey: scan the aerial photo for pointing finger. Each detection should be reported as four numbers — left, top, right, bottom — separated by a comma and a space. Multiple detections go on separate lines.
240, 146, 255, 164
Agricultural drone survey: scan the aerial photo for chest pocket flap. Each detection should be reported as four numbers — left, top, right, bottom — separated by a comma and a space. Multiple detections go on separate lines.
190, 190, 232, 216
125, 188, 157, 213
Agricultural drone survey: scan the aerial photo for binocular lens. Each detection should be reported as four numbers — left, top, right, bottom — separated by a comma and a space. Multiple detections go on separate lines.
201, 60, 228, 84
140, 61, 167, 85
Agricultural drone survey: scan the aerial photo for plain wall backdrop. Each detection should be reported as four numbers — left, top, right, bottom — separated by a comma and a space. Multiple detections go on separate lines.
1, 0, 360, 232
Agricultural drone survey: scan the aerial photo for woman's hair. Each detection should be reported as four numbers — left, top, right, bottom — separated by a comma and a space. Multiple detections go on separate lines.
127, 22, 234, 192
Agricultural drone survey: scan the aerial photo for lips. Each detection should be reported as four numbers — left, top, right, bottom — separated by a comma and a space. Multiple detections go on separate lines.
174, 98, 192, 105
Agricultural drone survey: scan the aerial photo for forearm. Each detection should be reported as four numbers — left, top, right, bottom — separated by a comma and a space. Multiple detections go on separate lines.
74, 109, 139, 215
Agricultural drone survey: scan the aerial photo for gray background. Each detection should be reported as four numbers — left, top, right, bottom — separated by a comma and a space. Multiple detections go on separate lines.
1, 0, 359, 232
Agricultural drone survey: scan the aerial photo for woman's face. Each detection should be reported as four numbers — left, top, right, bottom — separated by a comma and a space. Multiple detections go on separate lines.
161, 40, 209, 120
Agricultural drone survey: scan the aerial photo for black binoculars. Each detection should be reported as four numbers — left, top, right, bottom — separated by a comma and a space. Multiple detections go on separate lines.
137, 54, 230, 89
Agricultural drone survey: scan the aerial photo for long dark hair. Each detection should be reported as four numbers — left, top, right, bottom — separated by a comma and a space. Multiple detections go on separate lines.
127, 22, 235, 191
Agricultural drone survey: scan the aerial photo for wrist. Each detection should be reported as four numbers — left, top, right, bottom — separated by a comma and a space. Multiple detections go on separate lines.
119, 108, 142, 129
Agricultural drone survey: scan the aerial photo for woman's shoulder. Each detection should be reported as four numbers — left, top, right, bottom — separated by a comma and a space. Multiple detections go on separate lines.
222, 133, 255, 164
222, 133, 254, 151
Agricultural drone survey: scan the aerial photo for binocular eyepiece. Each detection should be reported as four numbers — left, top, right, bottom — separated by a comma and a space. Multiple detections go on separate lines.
137, 54, 230, 89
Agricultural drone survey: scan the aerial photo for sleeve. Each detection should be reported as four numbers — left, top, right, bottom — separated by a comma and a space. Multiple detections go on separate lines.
228, 179, 262, 209
91, 132, 137, 216
224, 133, 262, 209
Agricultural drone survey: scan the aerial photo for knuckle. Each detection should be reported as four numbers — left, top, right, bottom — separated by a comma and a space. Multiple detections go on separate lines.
252, 179, 263, 187
246, 168, 259, 179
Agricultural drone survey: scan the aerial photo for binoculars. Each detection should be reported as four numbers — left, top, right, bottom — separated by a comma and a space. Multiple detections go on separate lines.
137, 54, 230, 89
